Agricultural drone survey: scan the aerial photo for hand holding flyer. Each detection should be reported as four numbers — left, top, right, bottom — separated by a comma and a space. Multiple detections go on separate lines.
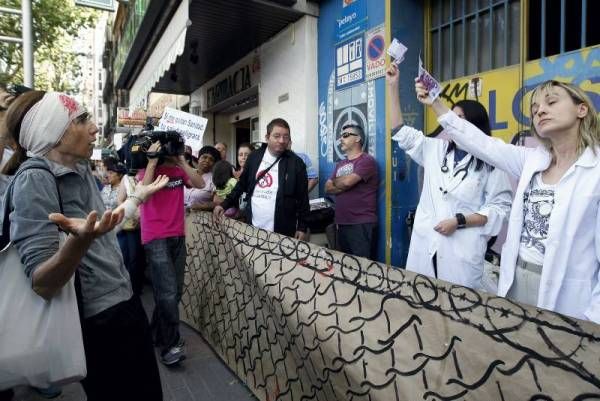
417, 56, 442, 101
387, 38, 407, 65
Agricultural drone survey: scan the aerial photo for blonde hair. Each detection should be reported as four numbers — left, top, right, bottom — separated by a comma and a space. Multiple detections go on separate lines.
529, 80, 600, 157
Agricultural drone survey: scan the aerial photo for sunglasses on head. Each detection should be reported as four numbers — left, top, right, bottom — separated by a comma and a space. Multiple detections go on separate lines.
341, 132, 358, 138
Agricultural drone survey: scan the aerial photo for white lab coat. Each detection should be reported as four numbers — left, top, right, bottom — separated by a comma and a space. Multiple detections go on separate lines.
439, 111, 600, 323
392, 125, 512, 289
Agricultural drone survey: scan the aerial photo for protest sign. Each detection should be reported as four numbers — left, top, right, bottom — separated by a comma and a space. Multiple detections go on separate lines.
158, 107, 207, 151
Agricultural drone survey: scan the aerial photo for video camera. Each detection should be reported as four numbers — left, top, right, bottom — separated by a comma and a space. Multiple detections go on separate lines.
129, 125, 185, 169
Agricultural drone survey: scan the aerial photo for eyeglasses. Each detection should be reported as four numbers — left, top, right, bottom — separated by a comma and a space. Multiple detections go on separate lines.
271, 134, 290, 142
341, 132, 358, 138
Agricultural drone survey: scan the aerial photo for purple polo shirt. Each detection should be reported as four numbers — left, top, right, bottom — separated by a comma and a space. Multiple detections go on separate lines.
330, 152, 378, 225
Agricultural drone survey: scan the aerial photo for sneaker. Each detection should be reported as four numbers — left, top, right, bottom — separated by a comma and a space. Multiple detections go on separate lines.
161, 344, 186, 366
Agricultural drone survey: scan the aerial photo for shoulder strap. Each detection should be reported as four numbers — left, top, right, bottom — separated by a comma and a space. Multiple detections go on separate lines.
1, 165, 64, 250
246, 153, 283, 200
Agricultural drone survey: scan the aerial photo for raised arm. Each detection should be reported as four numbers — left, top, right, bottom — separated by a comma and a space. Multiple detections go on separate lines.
176, 155, 205, 189
415, 81, 532, 179
386, 63, 404, 128
386, 64, 437, 167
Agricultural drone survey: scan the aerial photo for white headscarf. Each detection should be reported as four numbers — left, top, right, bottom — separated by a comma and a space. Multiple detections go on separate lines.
19, 92, 86, 157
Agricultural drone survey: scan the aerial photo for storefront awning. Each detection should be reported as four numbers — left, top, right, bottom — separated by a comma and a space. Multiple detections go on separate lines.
151, 0, 313, 94
128, 0, 190, 110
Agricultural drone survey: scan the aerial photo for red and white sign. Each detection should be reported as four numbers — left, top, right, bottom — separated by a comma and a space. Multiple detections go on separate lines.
365, 25, 386, 81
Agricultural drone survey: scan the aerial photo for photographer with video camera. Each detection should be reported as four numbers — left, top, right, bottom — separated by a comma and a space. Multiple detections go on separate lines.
135, 135, 205, 366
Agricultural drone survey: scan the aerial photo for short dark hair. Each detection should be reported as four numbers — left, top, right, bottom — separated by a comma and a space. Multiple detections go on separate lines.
266, 118, 290, 135
342, 123, 365, 145
198, 145, 221, 162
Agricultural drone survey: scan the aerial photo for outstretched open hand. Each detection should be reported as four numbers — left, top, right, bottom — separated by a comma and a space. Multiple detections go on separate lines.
49, 209, 124, 240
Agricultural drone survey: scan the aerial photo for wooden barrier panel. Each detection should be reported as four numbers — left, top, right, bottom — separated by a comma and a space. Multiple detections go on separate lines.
181, 212, 600, 401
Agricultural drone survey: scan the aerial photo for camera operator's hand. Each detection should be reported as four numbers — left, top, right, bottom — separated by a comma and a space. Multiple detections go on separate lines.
146, 141, 161, 163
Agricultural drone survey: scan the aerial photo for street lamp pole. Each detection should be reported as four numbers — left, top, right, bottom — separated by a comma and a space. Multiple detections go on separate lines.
22, 0, 34, 87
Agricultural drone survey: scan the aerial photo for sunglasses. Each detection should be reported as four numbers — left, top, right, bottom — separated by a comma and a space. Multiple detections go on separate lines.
341, 132, 358, 138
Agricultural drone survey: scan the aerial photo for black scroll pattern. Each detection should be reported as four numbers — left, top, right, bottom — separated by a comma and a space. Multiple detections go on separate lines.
180, 212, 600, 401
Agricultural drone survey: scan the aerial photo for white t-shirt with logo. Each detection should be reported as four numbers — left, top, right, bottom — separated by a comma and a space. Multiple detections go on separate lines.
251, 151, 279, 231
519, 172, 555, 265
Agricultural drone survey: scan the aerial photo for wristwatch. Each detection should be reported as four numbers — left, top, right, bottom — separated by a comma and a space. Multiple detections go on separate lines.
455, 213, 467, 229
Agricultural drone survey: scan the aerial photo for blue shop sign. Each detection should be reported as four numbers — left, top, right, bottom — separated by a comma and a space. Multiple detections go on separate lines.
335, 0, 367, 41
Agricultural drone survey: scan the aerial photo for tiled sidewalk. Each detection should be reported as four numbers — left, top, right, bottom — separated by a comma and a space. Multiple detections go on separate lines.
10, 288, 256, 401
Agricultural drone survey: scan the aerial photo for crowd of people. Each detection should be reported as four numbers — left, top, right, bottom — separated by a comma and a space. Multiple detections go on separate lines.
0, 60, 599, 399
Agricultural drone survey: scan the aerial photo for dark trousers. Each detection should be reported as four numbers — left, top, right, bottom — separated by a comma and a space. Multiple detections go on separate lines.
144, 236, 186, 354
117, 229, 145, 295
337, 223, 378, 260
80, 296, 162, 401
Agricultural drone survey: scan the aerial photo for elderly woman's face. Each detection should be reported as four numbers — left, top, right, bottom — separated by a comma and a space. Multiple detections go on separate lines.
198, 153, 215, 173
56, 114, 98, 160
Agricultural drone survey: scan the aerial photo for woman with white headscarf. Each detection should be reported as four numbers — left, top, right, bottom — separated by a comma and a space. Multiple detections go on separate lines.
1, 91, 163, 401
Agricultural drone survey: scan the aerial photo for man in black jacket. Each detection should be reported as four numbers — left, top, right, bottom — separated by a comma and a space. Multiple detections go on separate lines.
214, 118, 309, 239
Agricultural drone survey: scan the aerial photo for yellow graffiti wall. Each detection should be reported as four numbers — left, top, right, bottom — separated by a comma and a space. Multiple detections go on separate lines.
425, 45, 600, 143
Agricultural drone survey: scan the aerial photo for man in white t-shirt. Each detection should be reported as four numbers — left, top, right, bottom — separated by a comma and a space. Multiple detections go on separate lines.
214, 118, 310, 239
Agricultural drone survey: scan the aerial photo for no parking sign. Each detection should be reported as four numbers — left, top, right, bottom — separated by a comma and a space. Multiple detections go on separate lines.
365, 25, 386, 81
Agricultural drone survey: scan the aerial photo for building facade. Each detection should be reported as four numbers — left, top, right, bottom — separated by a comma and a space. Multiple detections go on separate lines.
104, 0, 599, 266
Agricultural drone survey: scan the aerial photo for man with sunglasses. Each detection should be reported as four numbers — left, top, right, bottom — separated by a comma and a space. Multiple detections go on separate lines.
325, 123, 378, 260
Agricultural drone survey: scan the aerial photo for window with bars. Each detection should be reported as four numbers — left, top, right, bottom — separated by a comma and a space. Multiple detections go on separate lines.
528, 0, 600, 60
429, 0, 520, 81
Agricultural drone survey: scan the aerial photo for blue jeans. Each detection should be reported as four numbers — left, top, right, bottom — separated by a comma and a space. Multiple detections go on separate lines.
144, 236, 186, 354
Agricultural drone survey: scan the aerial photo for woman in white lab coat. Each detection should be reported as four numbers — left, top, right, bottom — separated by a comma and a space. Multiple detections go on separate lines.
417, 78, 600, 323
386, 64, 512, 289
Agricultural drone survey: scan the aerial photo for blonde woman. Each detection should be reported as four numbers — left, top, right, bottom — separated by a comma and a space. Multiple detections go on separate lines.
417, 79, 600, 323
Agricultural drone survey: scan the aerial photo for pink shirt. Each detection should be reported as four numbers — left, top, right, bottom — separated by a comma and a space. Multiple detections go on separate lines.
137, 165, 190, 244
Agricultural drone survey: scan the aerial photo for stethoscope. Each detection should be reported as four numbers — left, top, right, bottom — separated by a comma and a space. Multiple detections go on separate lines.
439, 152, 473, 195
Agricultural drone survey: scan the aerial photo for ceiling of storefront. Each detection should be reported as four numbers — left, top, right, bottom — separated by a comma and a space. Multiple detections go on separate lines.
152, 0, 312, 95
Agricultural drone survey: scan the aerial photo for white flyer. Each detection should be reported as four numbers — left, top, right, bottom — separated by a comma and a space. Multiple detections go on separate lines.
387, 38, 407, 65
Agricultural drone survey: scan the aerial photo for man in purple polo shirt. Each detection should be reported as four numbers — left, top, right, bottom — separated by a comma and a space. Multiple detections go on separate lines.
325, 123, 378, 259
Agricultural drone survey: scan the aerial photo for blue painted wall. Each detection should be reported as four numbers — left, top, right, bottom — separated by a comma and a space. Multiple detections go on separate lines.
317, 0, 424, 266
317, 0, 387, 262
388, 0, 424, 267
